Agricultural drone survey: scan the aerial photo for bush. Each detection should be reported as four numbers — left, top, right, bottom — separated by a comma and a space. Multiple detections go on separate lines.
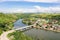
7, 31, 33, 40
0, 28, 3, 35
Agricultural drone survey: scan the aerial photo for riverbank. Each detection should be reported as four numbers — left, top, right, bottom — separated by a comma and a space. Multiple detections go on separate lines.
22, 18, 60, 33
7, 30, 33, 40
35, 27, 60, 33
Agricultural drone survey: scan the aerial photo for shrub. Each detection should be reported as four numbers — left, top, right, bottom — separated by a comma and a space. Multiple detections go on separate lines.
7, 31, 33, 40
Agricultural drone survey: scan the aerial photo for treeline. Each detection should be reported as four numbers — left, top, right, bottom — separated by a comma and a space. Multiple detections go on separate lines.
0, 13, 18, 35
31, 14, 60, 20
22, 13, 60, 25
34, 14, 60, 25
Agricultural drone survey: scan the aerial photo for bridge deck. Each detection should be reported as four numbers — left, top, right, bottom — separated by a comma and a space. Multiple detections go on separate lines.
15, 25, 33, 30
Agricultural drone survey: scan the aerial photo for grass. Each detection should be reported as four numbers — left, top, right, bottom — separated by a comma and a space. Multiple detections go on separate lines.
7, 30, 33, 40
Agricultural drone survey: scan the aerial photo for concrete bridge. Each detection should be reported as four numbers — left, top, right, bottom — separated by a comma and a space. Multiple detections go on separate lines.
14, 19, 40, 31
15, 25, 33, 31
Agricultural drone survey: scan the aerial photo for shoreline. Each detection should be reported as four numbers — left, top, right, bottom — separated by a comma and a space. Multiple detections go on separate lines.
35, 27, 60, 33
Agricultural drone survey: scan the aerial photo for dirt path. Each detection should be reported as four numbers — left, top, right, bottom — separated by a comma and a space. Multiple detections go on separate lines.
0, 30, 14, 40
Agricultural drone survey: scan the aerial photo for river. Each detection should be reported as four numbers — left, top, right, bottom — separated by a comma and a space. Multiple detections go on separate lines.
14, 19, 60, 40
14, 19, 27, 29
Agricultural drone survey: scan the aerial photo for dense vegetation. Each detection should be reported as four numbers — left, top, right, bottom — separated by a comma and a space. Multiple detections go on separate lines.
0, 13, 18, 35
7, 31, 33, 40
22, 13, 60, 25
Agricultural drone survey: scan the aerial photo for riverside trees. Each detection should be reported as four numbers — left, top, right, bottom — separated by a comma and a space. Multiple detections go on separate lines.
0, 13, 18, 35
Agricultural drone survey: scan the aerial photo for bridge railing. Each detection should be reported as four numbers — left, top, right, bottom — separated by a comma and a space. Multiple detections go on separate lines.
15, 25, 33, 30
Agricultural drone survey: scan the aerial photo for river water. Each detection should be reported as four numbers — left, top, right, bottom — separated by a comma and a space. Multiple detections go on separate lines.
14, 19, 27, 29
14, 19, 60, 40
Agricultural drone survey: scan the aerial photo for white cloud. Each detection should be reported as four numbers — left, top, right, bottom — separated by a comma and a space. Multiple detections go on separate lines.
0, 8, 37, 13
0, 0, 60, 3
0, 0, 22, 2
0, 6, 60, 13
0, 0, 21, 1
24, 0, 59, 3
34, 6, 60, 13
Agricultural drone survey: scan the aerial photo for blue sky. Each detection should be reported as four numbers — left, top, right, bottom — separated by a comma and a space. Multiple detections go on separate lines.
0, 0, 60, 13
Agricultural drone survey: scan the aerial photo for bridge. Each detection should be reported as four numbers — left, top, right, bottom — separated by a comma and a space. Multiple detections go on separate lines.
15, 25, 33, 31
14, 19, 40, 31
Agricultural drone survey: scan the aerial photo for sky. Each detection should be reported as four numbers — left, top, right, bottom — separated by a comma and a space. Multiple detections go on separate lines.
0, 0, 60, 13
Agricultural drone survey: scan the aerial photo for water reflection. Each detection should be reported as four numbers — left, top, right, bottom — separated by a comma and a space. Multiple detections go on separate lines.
14, 19, 27, 29
24, 28, 60, 40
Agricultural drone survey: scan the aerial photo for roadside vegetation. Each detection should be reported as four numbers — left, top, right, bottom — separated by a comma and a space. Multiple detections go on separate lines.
7, 30, 33, 40
0, 13, 21, 35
